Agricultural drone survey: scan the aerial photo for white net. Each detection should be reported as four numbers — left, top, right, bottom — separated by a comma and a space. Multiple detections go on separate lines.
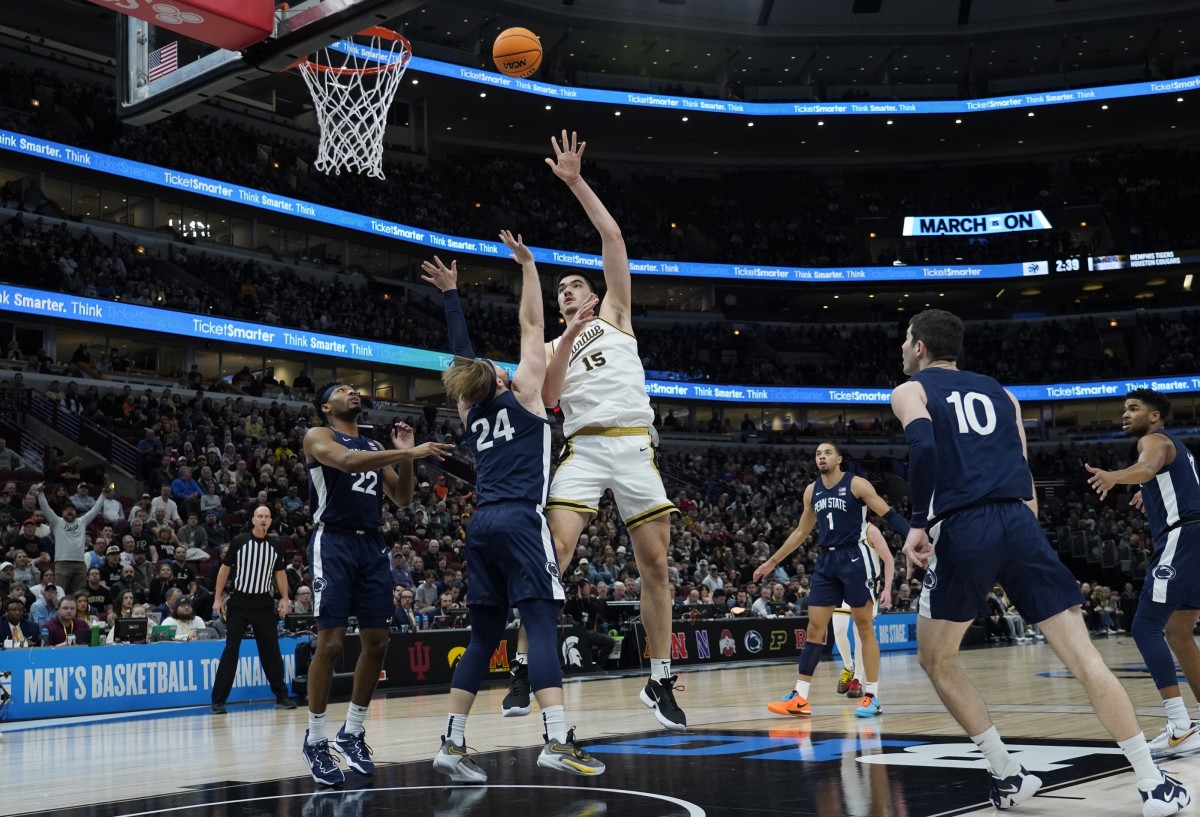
297, 28, 411, 180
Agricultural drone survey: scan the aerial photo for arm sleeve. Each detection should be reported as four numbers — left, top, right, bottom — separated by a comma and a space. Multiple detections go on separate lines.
882, 508, 911, 538
442, 290, 476, 358
904, 418, 938, 529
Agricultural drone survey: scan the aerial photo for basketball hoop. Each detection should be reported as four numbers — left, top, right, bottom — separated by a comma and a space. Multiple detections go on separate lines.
297, 26, 411, 180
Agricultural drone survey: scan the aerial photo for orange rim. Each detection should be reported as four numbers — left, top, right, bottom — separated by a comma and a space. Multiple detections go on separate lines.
299, 27, 412, 76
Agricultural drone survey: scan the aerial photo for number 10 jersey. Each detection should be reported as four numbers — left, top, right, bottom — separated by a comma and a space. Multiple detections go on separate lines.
552, 318, 655, 437
910, 367, 1033, 520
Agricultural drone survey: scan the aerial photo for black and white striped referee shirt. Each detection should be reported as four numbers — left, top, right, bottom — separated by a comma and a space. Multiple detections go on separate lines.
223, 533, 285, 595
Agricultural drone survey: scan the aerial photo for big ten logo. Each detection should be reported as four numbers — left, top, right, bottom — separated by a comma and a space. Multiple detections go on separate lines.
794, 629, 807, 649
769, 631, 788, 651
670, 631, 689, 660
489, 639, 510, 673
408, 641, 431, 681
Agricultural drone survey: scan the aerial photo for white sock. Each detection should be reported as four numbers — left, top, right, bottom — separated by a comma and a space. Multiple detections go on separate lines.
1118, 733, 1163, 788
446, 713, 467, 747
793, 679, 811, 699
542, 704, 567, 744
307, 711, 327, 744
1164, 696, 1191, 731
971, 726, 1019, 778
863, 682, 879, 697
344, 702, 367, 736
650, 658, 672, 682
515, 652, 528, 665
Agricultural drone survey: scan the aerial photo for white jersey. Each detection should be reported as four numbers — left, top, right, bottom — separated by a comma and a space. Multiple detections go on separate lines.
553, 317, 654, 437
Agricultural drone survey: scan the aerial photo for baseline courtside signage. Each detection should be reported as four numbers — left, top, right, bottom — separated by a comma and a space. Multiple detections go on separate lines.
903, 210, 1051, 237
0, 128, 1049, 284
409, 57, 1200, 117
0, 638, 300, 719
1, 283, 1198, 405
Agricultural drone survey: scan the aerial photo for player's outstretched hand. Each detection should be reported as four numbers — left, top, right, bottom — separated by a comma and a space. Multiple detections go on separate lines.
420, 255, 458, 292
1083, 463, 1117, 501
499, 230, 534, 265
1130, 490, 1145, 513
411, 441, 456, 462
901, 528, 933, 580
389, 422, 415, 449
546, 129, 585, 185
561, 293, 599, 340
751, 560, 774, 583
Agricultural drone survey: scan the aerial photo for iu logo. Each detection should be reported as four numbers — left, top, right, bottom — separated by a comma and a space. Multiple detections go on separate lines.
408, 641, 431, 681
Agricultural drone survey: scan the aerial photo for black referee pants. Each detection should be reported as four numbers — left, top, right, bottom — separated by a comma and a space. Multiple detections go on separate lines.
212, 593, 289, 705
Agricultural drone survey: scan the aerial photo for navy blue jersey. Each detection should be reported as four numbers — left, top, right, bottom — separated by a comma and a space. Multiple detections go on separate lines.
1139, 430, 1200, 542
307, 430, 384, 529
466, 391, 551, 506
811, 471, 866, 548
912, 367, 1032, 519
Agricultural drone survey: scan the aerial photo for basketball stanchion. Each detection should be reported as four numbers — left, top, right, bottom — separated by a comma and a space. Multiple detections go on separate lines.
296, 26, 412, 180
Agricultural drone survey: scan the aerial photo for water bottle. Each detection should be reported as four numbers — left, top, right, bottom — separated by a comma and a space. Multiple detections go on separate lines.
40, 625, 49, 647
418, 613, 427, 631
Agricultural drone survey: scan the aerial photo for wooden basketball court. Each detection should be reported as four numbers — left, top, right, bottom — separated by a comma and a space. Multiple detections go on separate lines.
3, 637, 1198, 817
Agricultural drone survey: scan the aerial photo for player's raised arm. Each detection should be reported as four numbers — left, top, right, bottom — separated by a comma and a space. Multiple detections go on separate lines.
546, 130, 632, 331
303, 426, 452, 474
420, 255, 476, 358
850, 476, 911, 538
501, 230, 549, 407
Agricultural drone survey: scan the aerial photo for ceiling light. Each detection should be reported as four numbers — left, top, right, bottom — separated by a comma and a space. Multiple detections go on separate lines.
1020, 288, 1041, 296
1146, 277, 1167, 286
1027, 111, 1035, 117
682, 116, 689, 122
1134, 291, 1155, 299
1081, 282, 1104, 291
955, 118, 962, 124
1184, 273, 1193, 291
886, 120, 893, 125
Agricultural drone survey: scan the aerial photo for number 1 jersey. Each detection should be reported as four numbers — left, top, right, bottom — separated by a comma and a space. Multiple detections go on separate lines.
467, 391, 552, 506
307, 430, 384, 529
911, 367, 1033, 520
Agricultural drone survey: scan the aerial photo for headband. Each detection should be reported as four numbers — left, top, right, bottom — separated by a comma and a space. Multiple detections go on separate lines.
320, 384, 339, 407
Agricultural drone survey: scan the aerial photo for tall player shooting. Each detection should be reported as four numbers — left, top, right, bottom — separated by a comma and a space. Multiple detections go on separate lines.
1084, 390, 1200, 760
893, 309, 1187, 816
504, 130, 685, 731
753, 441, 908, 719
428, 230, 605, 783
300, 387, 454, 786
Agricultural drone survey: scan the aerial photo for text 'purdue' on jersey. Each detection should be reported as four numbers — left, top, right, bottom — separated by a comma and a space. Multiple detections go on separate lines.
554, 317, 654, 437
912, 367, 1033, 520
307, 431, 384, 530
466, 391, 552, 506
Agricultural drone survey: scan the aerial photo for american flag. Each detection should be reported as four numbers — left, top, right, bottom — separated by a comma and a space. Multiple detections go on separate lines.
148, 42, 178, 82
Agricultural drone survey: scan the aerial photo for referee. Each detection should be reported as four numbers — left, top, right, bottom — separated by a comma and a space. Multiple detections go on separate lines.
211, 505, 297, 713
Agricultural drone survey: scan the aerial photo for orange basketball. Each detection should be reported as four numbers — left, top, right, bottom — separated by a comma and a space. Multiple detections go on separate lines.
493, 27, 542, 78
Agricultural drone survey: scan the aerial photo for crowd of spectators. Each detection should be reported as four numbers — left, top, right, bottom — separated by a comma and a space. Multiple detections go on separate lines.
4, 63, 1200, 272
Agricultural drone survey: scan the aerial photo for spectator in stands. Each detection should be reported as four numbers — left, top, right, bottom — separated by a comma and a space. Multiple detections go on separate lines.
153, 519, 180, 556
390, 552, 414, 589
7, 518, 51, 564
107, 590, 136, 631
150, 484, 182, 527
99, 544, 124, 588
203, 511, 230, 546
393, 586, 417, 630
127, 493, 152, 525
30, 568, 64, 603
751, 585, 773, 617
153, 587, 183, 621
70, 482, 96, 513
94, 483, 124, 525
160, 595, 206, 640
0, 597, 36, 646
415, 570, 439, 608
45, 597, 89, 646
29, 585, 57, 625
34, 480, 102, 594
10, 549, 38, 587
292, 585, 313, 615
171, 465, 203, 517
0, 437, 21, 471
82, 567, 111, 617
178, 513, 208, 551
168, 545, 198, 594
114, 564, 147, 604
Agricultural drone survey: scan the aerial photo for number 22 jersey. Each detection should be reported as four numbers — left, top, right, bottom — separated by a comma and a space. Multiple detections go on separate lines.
307, 431, 384, 530
911, 367, 1033, 519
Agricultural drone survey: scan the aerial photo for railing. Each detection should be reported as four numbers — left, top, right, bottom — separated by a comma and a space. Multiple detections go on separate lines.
27, 390, 140, 476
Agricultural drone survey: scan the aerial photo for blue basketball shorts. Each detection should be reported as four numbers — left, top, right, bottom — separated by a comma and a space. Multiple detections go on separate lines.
807, 541, 880, 610
309, 526, 393, 630
1141, 524, 1200, 609
920, 500, 1082, 623
465, 503, 565, 608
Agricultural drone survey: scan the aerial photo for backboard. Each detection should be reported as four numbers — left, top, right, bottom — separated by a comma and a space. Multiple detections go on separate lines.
116, 0, 421, 124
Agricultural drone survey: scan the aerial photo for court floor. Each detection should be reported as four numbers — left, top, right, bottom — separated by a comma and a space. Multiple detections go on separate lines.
2, 636, 1198, 817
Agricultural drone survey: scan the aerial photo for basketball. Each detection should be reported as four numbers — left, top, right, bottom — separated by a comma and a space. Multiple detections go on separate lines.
492, 27, 542, 78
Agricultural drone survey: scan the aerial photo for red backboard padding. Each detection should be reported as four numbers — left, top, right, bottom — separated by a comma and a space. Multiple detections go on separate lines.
87, 0, 274, 51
